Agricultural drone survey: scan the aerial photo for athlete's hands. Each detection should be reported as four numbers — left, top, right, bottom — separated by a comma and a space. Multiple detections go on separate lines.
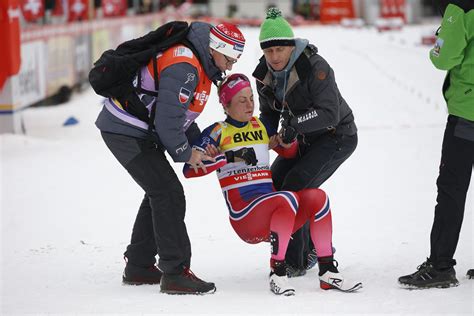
187, 148, 215, 174
225, 147, 258, 166
273, 134, 294, 149
269, 135, 279, 149
280, 124, 298, 144
204, 144, 221, 157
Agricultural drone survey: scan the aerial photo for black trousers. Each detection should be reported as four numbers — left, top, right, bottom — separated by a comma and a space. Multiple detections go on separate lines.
429, 115, 474, 269
272, 132, 358, 269
101, 132, 191, 274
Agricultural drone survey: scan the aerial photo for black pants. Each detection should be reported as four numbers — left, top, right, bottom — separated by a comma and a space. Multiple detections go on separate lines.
429, 115, 474, 269
101, 132, 191, 274
272, 132, 358, 269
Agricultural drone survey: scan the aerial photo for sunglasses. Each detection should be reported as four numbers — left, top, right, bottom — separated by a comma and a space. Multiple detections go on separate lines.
223, 55, 238, 65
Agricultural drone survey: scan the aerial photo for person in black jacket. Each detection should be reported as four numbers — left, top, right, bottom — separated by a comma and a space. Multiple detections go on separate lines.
253, 8, 358, 277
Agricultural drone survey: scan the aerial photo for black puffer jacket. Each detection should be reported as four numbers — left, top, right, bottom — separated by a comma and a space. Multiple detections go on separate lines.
253, 44, 357, 143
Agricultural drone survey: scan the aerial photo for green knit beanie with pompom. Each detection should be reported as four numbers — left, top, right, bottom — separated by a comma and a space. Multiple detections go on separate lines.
259, 7, 295, 49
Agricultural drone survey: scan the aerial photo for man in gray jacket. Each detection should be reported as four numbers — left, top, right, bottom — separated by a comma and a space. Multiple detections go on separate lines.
95, 21, 245, 294
253, 8, 357, 277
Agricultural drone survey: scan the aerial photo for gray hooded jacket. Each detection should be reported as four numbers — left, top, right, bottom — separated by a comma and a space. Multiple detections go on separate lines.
95, 22, 223, 162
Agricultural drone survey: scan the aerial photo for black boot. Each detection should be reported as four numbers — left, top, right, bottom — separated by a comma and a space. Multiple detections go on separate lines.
317, 256, 339, 276
122, 262, 162, 285
467, 269, 474, 279
306, 246, 337, 270
398, 259, 459, 289
160, 267, 216, 295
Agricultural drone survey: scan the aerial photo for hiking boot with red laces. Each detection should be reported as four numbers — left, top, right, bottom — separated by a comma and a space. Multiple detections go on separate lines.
160, 267, 216, 295
122, 262, 162, 285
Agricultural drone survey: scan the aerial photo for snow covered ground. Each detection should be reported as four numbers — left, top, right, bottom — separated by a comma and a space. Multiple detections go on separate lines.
1, 24, 473, 315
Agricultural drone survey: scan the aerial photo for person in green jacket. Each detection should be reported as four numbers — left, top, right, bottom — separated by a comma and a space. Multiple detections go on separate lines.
399, 0, 474, 289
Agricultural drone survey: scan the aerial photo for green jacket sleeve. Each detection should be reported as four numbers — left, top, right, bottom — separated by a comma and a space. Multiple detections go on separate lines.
430, 4, 467, 70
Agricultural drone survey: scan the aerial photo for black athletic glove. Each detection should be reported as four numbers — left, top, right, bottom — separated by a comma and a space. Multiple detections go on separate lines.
225, 147, 258, 166
280, 111, 298, 144
280, 125, 298, 144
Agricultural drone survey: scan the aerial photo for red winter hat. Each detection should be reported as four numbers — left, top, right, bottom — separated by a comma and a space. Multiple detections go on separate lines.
218, 73, 251, 105
209, 23, 246, 59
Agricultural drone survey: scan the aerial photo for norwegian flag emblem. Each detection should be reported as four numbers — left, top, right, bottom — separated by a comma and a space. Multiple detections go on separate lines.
179, 87, 191, 103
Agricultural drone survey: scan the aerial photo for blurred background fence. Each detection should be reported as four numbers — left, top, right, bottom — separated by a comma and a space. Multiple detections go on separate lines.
0, 0, 441, 133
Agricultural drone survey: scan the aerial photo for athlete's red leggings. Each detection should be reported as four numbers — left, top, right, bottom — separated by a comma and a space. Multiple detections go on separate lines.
224, 188, 333, 264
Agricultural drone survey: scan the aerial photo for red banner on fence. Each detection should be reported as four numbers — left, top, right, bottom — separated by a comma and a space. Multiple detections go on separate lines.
380, 0, 406, 20
0, 0, 22, 90
320, 0, 355, 24
102, 0, 127, 17
20, 0, 44, 22
68, 0, 88, 21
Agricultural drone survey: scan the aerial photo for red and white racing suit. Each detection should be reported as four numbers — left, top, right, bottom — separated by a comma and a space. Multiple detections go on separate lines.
184, 116, 334, 263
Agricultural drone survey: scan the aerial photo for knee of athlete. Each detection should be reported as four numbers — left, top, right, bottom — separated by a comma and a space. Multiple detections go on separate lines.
300, 188, 326, 203
275, 205, 297, 221
315, 188, 329, 203
281, 190, 300, 206
278, 192, 299, 215
313, 189, 331, 220
301, 188, 329, 217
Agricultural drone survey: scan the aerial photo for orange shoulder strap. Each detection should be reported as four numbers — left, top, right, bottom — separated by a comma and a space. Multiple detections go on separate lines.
148, 44, 201, 76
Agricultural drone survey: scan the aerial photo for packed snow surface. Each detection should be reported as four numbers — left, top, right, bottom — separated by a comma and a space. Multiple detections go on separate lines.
1, 24, 473, 315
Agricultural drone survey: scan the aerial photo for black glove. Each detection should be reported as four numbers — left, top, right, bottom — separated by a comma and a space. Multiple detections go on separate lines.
225, 147, 258, 166
280, 111, 298, 144
280, 125, 298, 144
